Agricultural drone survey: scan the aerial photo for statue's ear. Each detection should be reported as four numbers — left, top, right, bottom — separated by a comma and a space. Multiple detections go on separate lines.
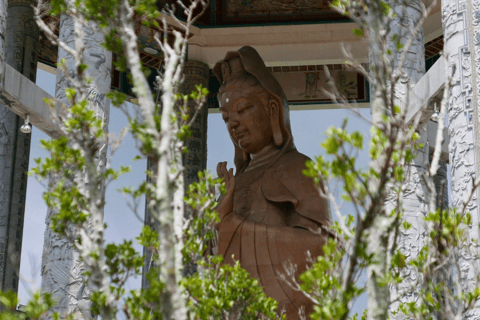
270, 98, 284, 147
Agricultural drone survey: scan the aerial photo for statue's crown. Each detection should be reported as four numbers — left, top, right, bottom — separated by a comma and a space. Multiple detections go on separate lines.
213, 46, 292, 134
220, 56, 247, 83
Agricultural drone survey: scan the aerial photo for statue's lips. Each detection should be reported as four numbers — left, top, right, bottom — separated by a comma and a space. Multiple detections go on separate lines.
235, 131, 247, 138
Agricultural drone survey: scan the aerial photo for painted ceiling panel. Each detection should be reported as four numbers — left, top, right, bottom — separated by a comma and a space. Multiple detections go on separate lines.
215, 0, 347, 26
170, 0, 348, 27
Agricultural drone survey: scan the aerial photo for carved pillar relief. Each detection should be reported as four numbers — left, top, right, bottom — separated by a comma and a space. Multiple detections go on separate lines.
389, 1, 427, 212
374, 0, 428, 313
40, 15, 111, 318
442, 0, 480, 239
181, 60, 209, 190
0, 0, 38, 295
5, 0, 39, 82
441, 2, 480, 318
468, 0, 480, 239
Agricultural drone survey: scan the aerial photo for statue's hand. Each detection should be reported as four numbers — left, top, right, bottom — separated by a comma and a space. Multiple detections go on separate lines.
216, 161, 235, 222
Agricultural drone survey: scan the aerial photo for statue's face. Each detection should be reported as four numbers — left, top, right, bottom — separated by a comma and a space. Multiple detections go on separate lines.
219, 86, 273, 154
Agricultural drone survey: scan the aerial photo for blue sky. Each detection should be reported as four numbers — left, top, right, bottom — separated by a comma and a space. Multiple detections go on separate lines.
19, 68, 372, 315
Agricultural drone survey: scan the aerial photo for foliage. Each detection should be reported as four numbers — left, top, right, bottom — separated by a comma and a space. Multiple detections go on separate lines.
2, 0, 477, 319
0, 0, 287, 319
183, 256, 283, 320
0, 291, 59, 320
289, 0, 480, 320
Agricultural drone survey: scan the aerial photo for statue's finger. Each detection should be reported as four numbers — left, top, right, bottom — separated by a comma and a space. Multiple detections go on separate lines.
228, 168, 235, 191
221, 162, 229, 186
216, 162, 223, 178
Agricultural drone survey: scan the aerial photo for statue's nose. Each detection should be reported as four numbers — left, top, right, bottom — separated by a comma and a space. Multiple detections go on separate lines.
229, 115, 240, 129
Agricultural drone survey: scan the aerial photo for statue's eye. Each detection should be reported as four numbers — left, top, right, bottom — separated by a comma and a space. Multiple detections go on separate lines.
238, 104, 253, 113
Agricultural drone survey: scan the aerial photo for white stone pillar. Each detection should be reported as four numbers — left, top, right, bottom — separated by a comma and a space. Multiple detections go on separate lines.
371, 0, 428, 315
40, 15, 111, 319
442, 0, 480, 240
388, 0, 428, 232
441, 2, 480, 318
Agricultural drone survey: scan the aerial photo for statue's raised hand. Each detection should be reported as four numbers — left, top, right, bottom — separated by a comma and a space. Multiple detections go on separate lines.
216, 161, 235, 222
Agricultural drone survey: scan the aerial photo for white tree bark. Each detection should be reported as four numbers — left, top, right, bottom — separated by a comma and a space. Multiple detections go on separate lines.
40, 15, 111, 319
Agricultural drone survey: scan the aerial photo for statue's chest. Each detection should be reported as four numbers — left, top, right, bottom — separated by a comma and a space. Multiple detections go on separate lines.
232, 170, 287, 225
233, 171, 268, 223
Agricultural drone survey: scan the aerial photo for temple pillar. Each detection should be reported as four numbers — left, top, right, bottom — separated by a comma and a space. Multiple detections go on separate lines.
40, 15, 111, 318
0, 0, 6, 90
142, 59, 209, 286
442, 0, 480, 239
441, 1, 480, 317
367, 0, 427, 315
388, 1, 428, 312
181, 60, 209, 190
0, 0, 39, 295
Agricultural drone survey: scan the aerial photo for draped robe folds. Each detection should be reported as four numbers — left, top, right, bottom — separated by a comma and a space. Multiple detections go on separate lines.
217, 139, 333, 319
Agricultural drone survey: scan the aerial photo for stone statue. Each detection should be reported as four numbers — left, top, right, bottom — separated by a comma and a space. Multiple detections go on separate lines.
213, 46, 333, 319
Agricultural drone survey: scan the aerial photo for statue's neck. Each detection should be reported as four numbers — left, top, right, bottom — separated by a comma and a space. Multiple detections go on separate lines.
245, 143, 280, 172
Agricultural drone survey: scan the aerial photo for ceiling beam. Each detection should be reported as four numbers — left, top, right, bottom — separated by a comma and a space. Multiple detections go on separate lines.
405, 55, 445, 127
0, 64, 62, 139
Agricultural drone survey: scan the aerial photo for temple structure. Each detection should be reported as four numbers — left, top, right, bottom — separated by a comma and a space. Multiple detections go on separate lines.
0, 0, 473, 317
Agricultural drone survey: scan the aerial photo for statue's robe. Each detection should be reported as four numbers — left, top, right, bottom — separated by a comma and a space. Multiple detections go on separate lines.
217, 139, 333, 319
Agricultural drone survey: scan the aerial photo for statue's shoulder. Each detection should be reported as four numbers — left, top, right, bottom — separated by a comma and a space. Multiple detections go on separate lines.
263, 148, 332, 226
266, 149, 317, 188
272, 148, 312, 172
